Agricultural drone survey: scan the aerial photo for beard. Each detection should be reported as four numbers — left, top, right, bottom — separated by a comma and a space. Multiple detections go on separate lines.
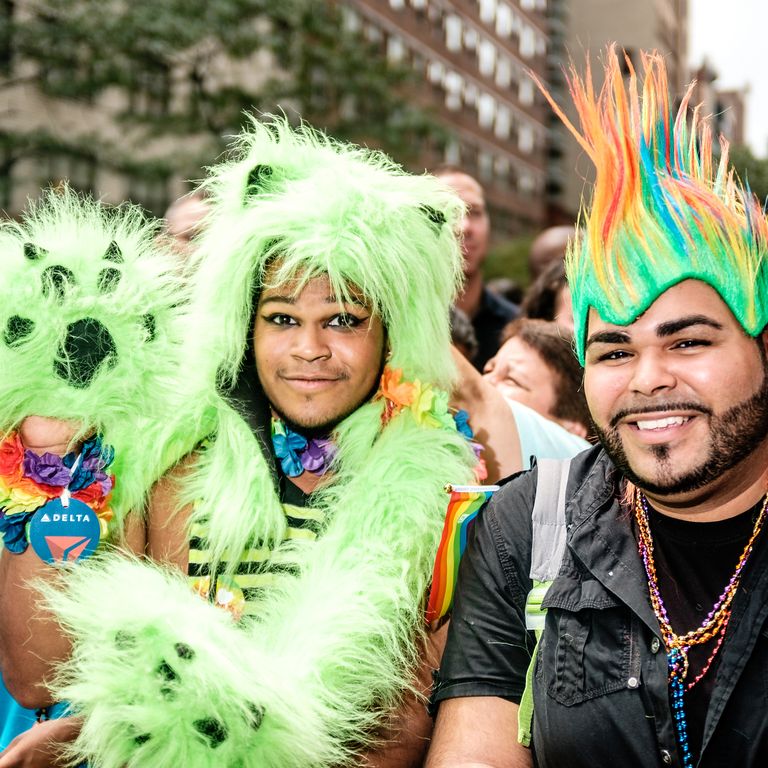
594, 371, 768, 496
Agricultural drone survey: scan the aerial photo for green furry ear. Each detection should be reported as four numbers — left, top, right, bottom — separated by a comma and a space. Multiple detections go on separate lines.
244, 164, 274, 202
104, 240, 124, 263
419, 205, 447, 232
23, 242, 47, 261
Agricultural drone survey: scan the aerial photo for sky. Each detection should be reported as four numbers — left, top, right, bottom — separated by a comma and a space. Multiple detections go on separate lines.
689, 1, 767, 156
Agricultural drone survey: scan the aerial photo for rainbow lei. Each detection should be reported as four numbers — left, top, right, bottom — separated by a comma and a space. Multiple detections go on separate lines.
0, 432, 115, 553
634, 488, 768, 768
378, 366, 486, 480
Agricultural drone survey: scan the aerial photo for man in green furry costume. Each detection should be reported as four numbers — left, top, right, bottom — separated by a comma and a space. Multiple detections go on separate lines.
9, 119, 480, 767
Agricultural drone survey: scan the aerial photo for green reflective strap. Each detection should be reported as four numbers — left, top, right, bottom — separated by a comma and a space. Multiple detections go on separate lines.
518, 579, 552, 746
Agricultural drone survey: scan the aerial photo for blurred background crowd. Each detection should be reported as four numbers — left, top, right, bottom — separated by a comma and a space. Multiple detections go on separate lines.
0, 0, 764, 439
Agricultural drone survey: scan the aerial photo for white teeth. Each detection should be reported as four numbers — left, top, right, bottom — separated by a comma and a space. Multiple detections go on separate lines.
635, 416, 689, 431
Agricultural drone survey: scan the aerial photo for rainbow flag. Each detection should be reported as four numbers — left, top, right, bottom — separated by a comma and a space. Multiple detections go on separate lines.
426, 484, 499, 624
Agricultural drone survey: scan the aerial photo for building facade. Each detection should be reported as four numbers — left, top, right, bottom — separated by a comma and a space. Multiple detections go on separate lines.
345, 0, 551, 237
546, 0, 689, 220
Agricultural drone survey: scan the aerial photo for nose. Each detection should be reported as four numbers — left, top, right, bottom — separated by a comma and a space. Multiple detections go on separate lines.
629, 350, 676, 397
291, 324, 331, 362
55, 317, 117, 388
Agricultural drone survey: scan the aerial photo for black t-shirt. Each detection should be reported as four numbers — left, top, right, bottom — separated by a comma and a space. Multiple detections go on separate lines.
471, 287, 519, 371
648, 499, 765, 761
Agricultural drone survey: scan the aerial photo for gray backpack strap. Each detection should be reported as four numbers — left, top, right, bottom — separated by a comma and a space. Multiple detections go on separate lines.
519, 457, 572, 747
529, 457, 572, 583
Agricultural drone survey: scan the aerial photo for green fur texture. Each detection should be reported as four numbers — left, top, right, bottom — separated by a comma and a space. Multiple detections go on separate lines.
46, 119, 478, 766
0, 189, 196, 526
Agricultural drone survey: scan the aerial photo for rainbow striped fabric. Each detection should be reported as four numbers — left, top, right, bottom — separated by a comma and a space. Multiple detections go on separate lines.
426, 484, 499, 624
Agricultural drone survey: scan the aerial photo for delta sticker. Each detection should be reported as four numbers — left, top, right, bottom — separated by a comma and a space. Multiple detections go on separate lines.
27, 497, 101, 564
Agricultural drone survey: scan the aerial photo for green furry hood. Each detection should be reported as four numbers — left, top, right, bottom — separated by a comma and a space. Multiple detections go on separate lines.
0, 189, 196, 523
191, 115, 465, 392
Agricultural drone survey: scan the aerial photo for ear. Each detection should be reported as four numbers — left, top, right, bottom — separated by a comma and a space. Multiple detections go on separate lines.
244, 164, 274, 202
419, 205, 446, 233
104, 240, 124, 263
23, 242, 48, 261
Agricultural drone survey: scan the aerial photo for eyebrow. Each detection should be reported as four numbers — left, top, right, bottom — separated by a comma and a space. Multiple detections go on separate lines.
586, 330, 630, 347
259, 294, 368, 308
586, 315, 723, 348
655, 315, 723, 336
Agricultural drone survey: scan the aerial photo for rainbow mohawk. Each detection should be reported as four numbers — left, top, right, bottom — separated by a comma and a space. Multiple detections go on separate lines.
537, 46, 768, 363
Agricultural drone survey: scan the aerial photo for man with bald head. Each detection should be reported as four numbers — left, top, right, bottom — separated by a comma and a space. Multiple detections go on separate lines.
528, 225, 575, 281
434, 167, 519, 370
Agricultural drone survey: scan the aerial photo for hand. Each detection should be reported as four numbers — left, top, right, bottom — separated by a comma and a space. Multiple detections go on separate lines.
0, 717, 81, 768
18, 416, 82, 457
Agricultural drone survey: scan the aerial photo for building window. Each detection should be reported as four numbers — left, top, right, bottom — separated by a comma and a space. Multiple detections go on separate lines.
389, 0, 405, 8
128, 59, 171, 117
444, 71, 464, 111
127, 173, 169, 217
478, 150, 493, 181
0, 134, 12, 209
445, 14, 463, 52
518, 123, 534, 153
478, 92, 496, 129
445, 139, 461, 166
519, 77, 534, 105
520, 25, 535, 58
387, 35, 406, 63
464, 27, 478, 50
0, 0, 13, 75
496, 3, 513, 37
478, 39, 496, 76
495, 56, 511, 88
341, 6, 361, 32
478, 0, 497, 25
495, 106, 511, 139
427, 59, 445, 84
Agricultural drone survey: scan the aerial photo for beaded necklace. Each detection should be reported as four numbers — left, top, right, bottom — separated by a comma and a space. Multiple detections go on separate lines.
633, 488, 768, 767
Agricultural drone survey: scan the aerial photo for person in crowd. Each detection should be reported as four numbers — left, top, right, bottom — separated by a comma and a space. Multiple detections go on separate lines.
483, 318, 590, 466
449, 305, 479, 361
527, 225, 575, 282
0, 189, 196, 765
163, 190, 210, 260
521, 258, 575, 333
1, 119, 482, 767
434, 166, 519, 371
485, 317, 589, 436
427, 47, 768, 768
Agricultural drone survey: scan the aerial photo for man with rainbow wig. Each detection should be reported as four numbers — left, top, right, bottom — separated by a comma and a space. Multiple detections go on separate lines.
427, 47, 768, 768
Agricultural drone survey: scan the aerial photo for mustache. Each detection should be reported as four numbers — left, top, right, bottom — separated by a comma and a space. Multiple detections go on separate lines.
609, 401, 713, 429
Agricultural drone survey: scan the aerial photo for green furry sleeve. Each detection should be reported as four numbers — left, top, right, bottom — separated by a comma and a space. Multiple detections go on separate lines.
43, 411, 475, 768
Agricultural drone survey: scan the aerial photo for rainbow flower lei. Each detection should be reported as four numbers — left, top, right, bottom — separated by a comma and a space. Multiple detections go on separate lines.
0, 432, 115, 553
377, 366, 487, 481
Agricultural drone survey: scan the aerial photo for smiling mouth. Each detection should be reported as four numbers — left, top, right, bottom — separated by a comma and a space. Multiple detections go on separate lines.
633, 415, 692, 431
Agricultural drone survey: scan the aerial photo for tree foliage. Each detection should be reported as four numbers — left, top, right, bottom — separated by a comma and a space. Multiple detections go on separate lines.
3, 0, 443, 203
729, 144, 768, 205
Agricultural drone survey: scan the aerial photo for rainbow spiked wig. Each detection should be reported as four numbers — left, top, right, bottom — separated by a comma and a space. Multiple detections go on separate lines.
536, 46, 768, 363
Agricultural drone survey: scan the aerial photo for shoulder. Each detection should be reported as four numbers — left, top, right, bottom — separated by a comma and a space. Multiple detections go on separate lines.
509, 400, 590, 467
481, 286, 520, 321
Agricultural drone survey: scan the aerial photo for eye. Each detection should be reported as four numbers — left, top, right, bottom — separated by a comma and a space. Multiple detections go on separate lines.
264, 313, 296, 327
327, 313, 365, 329
672, 338, 710, 350
598, 349, 631, 362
